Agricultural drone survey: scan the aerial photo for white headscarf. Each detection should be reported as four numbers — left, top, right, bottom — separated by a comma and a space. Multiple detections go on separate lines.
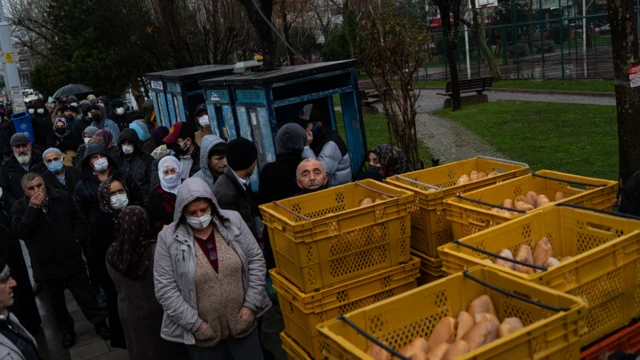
158, 156, 182, 194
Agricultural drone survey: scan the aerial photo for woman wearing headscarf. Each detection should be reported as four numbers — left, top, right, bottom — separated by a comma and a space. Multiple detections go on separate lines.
86, 177, 128, 349
94, 129, 119, 157
107, 206, 189, 360
75, 126, 99, 167
147, 156, 181, 236
357, 144, 413, 181
154, 177, 271, 359
46, 118, 78, 153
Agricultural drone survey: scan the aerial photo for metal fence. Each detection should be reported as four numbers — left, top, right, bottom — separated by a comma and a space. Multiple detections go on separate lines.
418, 0, 640, 81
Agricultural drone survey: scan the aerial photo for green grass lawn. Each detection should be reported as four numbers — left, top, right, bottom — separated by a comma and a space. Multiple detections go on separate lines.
434, 101, 618, 180
417, 79, 614, 92
335, 112, 433, 166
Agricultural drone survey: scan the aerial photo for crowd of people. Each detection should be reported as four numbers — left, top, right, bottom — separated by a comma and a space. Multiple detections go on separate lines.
0, 95, 412, 360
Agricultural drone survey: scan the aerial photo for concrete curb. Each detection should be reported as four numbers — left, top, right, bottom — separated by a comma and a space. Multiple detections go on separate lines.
416, 86, 615, 98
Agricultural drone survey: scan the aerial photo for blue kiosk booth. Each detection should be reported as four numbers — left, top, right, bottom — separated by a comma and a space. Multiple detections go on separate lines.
147, 65, 234, 128
198, 60, 366, 190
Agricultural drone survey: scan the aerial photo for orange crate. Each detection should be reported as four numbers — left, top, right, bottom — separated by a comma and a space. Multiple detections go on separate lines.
281, 331, 314, 360
580, 321, 640, 360
385, 156, 530, 258
445, 170, 618, 240
411, 249, 446, 285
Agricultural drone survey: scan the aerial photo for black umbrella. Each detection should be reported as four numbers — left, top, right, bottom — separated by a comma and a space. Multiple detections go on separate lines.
52, 84, 93, 99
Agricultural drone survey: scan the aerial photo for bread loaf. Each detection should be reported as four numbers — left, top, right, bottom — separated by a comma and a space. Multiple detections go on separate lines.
533, 237, 553, 267
367, 342, 390, 360
503, 199, 514, 208
455, 311, 474, 341
514, 244, 534, 275
555, 192, 565, 201
399, 337, 429, 359
494, 249, 516, 270
361, 198, 373, 207
477, 172, 487, 180
498, 317, 524, 338
546, 257, 560, 268
427, 317, 457, 350
469, 171, 478, 181
536, 194, 550, 208
442, 340, 468, 360
473, 313, 500, 329
425, 342, 449, 360
468, 295, 497, 318
515, 195, 529, 205
462, 321, 497, 351
526, 191, 538, 207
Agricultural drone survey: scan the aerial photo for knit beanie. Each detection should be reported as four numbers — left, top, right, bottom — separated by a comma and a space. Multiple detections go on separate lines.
42, 147, 62, 160
111, 98, 124, 108
152, 126, 170, 145
83, 126, 99, 137
226, 137, 257, 171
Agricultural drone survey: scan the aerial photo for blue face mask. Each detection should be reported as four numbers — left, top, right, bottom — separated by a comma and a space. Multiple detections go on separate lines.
47, 160, 64, 174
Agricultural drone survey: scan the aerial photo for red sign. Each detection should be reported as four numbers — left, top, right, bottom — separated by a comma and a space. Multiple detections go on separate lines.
630, 65, 640, 88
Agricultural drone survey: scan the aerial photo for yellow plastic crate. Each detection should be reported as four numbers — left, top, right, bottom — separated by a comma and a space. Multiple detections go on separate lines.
438, 204, 640, 346
318, 266, 586, 360
281, 331, 314, 360
411, 249, 446, 285
445, 170, 618, 240
385, 156, 530, 258
271, 259, 420, 359
260, 179, 414, 292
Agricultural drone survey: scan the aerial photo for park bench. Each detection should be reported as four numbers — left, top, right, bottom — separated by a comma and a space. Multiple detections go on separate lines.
358, 78, 382, 105
437, 76, 494, 98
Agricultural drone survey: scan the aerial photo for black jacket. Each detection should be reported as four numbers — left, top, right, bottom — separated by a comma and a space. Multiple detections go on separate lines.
258, 151, 303, 205
72, 118, 91, 145
42, 166, 83, 195
108, 112, 133, 132
11, 187, 88, 281
620, 170, 640, 217
73, 144, 140, 221
46, 131, 78, 153
0, 150, 47, 209
212, 166, 260, 238
0, 119, 14, 159
31, 112, 53, 149
113, 128, 154, 200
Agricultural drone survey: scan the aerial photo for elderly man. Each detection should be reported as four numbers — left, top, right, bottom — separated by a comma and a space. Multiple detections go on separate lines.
12, 173, 109, 349
0, 134, 46, 210
41, 147, 83, 195
295, 158, 329, 195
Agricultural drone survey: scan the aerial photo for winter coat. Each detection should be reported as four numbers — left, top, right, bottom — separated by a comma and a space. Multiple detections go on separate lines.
303, 126, 352, 187
42, 165, 83, 195
108, 111, 133, 132
72, 118, 91, 145
11, 187, 88, 281
31, 112, 53, 149
113, 129, 154, 201
0, 118, 15, 159
0, 149, 47, 209
90, 109, 120, 143
154, 177, 271, 345
212, 167, 261, 239
0, 311, 39, 360
149, 146, 200, 196
192, 135, 226, 189
620, 170, 640, 217
46, 130, 78, 153
147, 186, 177, 236
73, 144, 139, 221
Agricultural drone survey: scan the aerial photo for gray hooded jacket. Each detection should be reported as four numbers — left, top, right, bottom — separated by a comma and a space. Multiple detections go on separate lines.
153, 177, 271, 345
193, 134, 226, 189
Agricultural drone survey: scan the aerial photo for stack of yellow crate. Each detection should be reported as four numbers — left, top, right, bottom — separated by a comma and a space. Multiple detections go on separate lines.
259, 179, 420, 359
385, 156, 531, 284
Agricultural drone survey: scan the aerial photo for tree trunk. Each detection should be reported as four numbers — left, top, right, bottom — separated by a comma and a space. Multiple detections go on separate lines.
342, 0, 354, 58
470, 0, 501, 81
237, 0, 277, 68
607, 0, 640, 185
439, 5, 461, 111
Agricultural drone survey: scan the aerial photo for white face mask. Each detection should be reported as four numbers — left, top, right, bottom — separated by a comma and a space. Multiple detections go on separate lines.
186, 212, 212, 230
70, 102, 78, 107
28, 109, 35, 114
198, 115, 210, 128
83, 137, 90, 144
93, 157, 109, 173
162, 174, 181, 189
110, 194, 128, 210
37, 109, 45, 114
121, 144, 134, 155
115, 107, 125, 116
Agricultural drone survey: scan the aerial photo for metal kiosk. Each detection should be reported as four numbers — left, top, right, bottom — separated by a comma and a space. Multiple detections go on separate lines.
198, 60, 366, 191
146, 65, 234, 128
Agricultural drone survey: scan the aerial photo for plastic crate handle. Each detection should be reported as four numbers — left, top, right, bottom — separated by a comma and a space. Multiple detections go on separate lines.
463, 270, 570, 312
272, 201, 309, 221
452, 240, 546, 271
531, 171, 608, 188
555, 203, 640, 221
355, 181, 401, 198
335, 315, 411, 360
476, 155, 530, 168
393, 175, 442, 191
455, 194, 527, 214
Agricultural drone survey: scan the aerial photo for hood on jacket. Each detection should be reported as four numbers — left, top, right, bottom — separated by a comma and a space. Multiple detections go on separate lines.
196, 134, 226, 183
117, 128, 143, 154
129, 121, 151, 142
276, 123, 307, 155
81, 143, 117, 174
173, 177, 221, 223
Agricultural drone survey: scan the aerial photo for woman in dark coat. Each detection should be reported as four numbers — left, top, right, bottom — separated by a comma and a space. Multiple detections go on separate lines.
147, 156, 181, 236
87, 177, 128, 349
106, 206, 189, 360
46, 118, 78, 153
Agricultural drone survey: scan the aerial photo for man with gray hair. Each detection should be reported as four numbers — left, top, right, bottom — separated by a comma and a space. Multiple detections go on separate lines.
295, 158, 329, 195
41, 147, 83, 194
0, 134, 46, 210
11, 172, 110, 349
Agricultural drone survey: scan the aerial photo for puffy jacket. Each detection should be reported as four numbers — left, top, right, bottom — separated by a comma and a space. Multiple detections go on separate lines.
73, 144, 139, 221
12, 187, 88, 281
154, 177, 271, 345
302, 128, 352, 187
113, 128, 154, 201
0, 118, 14, 159
192, 134, 226, 189
0, 312, 39, 360
0, 149, 47, 209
